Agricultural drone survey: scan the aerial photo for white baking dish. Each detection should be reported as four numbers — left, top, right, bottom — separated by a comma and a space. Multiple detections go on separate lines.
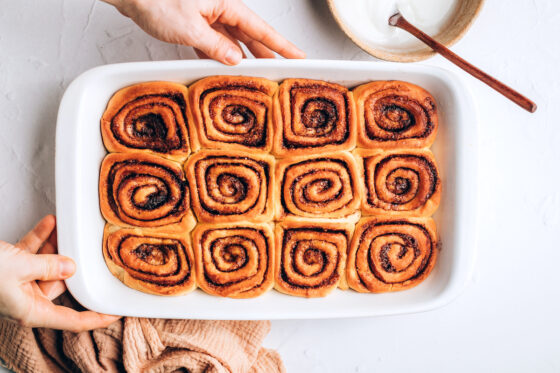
55, 59, 478, 319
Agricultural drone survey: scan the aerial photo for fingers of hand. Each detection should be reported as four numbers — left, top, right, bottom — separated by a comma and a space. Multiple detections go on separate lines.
16, 215, 56, 254
212, 23, 246, 58
37, 227, 58, 255
194, 48, 209, 59
225, 25, 275, 58
38, 280, 67, 300
218, 1, 305, 59
189, 20, 242, 65
20, 253, 76, 282
20, 297, 120, 332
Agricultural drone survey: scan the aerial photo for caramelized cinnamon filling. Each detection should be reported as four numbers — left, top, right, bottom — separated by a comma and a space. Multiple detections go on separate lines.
111, 93, 188, 153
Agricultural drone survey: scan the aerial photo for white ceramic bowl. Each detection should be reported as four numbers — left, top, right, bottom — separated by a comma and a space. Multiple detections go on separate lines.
327, 0, 485, 62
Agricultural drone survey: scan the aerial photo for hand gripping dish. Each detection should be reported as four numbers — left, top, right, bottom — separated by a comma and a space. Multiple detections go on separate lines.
354, 81, 438, 149
185, 150, 275, 223
99, 152, 195, 231
272, 78, 357, 156
188, 75, 277, 152
191, 222, 274, 298
347, 217, 438, 293
103, 224, 196, 295
101, 81, 193, 162
274, 219, 354, 298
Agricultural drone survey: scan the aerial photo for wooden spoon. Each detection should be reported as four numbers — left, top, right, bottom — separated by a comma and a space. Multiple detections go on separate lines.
389, 12, 537, 113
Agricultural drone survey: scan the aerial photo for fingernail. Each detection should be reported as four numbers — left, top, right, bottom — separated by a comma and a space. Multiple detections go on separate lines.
225, 48, 242, 65
60, 259, 75, 277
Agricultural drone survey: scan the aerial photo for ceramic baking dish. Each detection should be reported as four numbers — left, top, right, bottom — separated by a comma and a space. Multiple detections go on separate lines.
55, 59, 478, 319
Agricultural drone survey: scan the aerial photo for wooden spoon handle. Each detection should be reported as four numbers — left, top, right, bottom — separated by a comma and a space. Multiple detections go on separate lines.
389, 13, 537, 113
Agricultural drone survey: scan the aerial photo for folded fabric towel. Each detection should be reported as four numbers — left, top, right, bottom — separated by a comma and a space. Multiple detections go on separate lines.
0, 295, 283, 373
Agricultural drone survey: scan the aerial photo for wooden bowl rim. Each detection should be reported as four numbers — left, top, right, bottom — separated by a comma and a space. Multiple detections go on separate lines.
326, 0, 485, 62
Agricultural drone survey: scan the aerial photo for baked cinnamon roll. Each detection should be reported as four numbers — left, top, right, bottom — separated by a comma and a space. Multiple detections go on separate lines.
99, 153, 194, 230
101, 82, 193, 161
347, 217, 438, 293
103, 224, 196, 295
356, 149, 441, 217
188, 75, 277, 152
354, 81, 438, 149
192, 223, 274, 298
275, 152, 361, 220
272, 78, 356, 156
275, 220, 353, 297
185, 150, 274, 223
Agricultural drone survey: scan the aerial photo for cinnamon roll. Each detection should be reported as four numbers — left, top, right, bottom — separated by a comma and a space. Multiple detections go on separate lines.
103, 224, 196, 295
354, 81, 438, 149
356, 149, 441, 217
192, 223, 274, 298
275, 220, 353, 297
99, 153, 194, 230
188, 75, 277, 152
347, 217, 438, 293
272, 78, 356, 156
275, 152, 361, 220
101, 82, 193, 161
185, 150, 274, 223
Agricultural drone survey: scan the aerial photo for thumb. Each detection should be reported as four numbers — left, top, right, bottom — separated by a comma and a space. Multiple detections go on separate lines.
188, 21, 242, 65
19, 253, 76, 282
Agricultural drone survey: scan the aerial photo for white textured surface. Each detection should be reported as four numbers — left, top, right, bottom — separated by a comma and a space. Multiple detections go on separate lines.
0, 1, 558, 372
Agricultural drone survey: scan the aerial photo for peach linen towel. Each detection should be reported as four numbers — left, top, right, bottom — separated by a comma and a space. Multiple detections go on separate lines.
0, 296, 284, 373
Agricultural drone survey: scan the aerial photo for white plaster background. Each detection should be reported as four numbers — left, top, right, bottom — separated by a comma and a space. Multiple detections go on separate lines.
0, 1, 559, 372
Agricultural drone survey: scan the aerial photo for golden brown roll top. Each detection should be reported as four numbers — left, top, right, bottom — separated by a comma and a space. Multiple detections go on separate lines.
275, 152, 361, 220
192, 223, 274, 298
188, 75, 277, 152
101, 82, 192, 161
356, 149, 441, 217
275, 220, 353, 298
354, 81, 438, 149
185, 150, 274, 223
347, 217, 438, 293
99, 153, 194, 230
272, 78, 356, 156
103, 225, 196, 295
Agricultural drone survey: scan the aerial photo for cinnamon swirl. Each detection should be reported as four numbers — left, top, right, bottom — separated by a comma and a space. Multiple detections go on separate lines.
188, 75, 277, 152
354, 81, 438, 149
275, 152, 361, 220
99, 153, 194, 230
347, 217, 438, 293
192, 223, 274, 298
356, 149, 441, 217
101, 81, 193, 161
272, 78, 356, 156
275, 220, 353, 297
103, 224, 196, 295
185, 150, 274, 223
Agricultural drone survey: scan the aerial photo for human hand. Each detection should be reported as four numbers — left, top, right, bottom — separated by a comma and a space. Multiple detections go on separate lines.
0, 215, 119, 332
102, 0, 305, 65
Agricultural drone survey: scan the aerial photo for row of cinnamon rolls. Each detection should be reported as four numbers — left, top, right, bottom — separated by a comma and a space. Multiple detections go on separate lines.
103, 217, 437, 298
101, 76, 438, 160
100, 149, 440, 226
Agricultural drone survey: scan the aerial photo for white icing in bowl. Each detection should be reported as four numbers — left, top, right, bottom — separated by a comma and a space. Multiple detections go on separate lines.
331, 0, 459, 52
